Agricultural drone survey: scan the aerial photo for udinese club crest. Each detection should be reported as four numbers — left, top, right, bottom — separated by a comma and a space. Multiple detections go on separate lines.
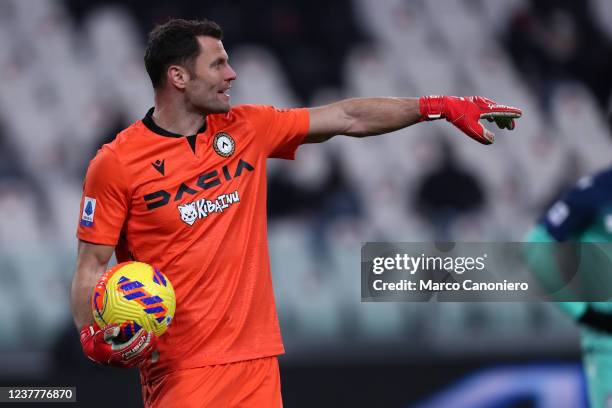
213, 132, 235, 157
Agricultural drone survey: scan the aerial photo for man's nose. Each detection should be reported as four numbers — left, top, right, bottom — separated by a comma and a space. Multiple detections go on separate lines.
225, 64, 237, 81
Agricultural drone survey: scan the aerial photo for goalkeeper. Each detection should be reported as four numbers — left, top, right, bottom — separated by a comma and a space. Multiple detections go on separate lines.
70, 18, 522, 407
525, 162, 612, 408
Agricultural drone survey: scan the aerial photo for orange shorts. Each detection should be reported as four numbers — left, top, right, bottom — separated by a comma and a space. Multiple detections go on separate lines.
141, 357, 282, 408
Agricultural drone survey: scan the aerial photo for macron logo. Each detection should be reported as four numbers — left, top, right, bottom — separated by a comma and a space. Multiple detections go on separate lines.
152, 159, 165, 176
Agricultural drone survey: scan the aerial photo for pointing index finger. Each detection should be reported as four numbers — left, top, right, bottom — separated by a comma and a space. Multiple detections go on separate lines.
480, 110, 522, 119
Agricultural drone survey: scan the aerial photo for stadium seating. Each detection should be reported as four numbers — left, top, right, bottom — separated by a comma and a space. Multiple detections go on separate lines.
0, 0, 608, 371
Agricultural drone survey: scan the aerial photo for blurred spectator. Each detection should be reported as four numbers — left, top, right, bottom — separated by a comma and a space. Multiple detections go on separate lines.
414, 141, 485, 240
269, 152, 362, 270
505, 0, 612, 111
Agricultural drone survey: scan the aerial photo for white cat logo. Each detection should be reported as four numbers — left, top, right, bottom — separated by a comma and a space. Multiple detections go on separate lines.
178, 203, 198, 226
176, 191, 240, 226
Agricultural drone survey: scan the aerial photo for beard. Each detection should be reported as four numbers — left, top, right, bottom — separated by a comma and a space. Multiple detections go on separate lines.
185, 71, 232, 115
187, 90, 231, 115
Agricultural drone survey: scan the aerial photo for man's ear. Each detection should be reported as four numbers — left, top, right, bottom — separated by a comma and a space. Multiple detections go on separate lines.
167, 65, 190, 90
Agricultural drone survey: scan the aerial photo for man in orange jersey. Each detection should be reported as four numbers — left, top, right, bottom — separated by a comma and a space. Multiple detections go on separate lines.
70, 18, 522, 407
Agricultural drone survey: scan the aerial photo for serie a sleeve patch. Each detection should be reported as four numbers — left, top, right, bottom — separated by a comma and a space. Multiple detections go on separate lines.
80, 196, 96, 227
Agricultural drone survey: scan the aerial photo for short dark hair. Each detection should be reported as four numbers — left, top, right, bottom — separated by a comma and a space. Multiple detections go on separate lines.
144, 19, 223, 89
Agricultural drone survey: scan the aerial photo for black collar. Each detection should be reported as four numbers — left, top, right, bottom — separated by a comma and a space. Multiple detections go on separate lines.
142, 107, 207, 138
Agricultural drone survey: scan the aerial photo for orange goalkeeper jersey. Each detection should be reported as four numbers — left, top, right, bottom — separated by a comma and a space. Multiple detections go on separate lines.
77, 105, 309, 382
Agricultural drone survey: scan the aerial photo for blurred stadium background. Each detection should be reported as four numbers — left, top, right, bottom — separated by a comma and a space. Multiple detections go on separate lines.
0, 0, 611, 406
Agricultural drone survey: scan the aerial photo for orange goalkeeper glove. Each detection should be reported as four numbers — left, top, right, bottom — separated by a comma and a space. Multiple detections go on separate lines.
419, 95, 522, 145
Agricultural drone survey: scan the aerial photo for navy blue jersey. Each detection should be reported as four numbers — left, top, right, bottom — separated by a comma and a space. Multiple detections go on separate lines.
540, 167, 612, 242
530, 166, 612, 351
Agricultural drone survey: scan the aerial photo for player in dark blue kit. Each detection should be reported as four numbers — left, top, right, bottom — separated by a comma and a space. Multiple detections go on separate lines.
526, 165, 612, 408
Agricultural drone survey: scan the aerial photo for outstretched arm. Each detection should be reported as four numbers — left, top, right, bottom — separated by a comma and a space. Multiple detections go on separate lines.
304, 95, 522, 145
305, 97, 421, 143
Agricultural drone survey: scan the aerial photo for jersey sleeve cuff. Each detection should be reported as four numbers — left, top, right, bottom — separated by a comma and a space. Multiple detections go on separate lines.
76, 232, 119, 246
269, 108, 310, 160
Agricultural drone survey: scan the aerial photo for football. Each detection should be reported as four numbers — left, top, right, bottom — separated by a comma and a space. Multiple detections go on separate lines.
92, 261, 176, 341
